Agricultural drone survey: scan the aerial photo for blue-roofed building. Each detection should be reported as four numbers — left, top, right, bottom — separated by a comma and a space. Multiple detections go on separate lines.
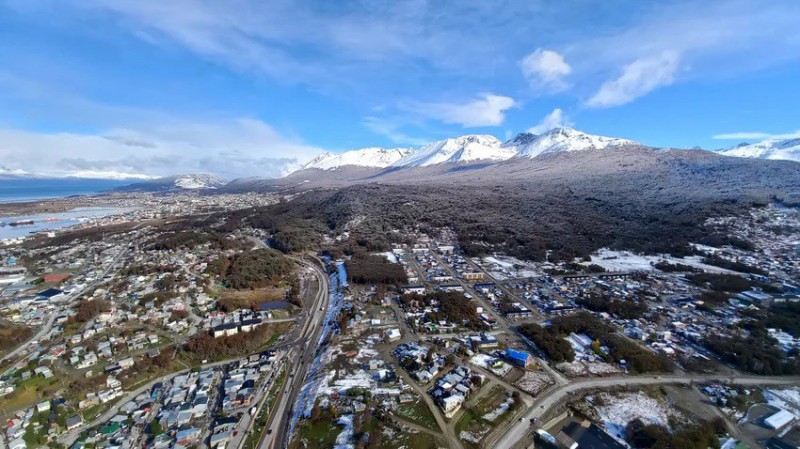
505, 348, 533, 367
36, 288, 65, 301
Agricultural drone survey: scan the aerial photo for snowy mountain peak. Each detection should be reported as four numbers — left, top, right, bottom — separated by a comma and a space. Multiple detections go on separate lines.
505, 127, 637, 159
172, 174, 227, 190
393, 134, 515, 167
301, 147, 413, 171
716, 138, 800, 162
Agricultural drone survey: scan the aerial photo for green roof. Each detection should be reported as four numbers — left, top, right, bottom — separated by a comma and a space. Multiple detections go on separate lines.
98, 422, 120, 435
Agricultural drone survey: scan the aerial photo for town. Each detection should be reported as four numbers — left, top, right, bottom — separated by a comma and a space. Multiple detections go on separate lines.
0, 192, 799, 449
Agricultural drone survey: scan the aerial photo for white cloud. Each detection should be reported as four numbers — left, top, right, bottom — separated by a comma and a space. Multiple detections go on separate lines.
712, 130, 800, 140
362, 117, 429, 146
410, 93, 518, 128
520, 49, 572, 93
0, 118, 324, 179
586, 51, 681, 108
527, 108, 572, 134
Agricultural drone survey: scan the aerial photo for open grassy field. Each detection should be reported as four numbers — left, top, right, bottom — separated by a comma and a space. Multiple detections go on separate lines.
394, 398, 439, 431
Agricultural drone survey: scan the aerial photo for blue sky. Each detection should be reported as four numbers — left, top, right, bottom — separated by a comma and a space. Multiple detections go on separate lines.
0, 0, 799, 178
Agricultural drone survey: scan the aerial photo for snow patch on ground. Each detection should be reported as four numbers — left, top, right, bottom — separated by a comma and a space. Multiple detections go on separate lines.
594, 391, 683, 432
318, 343, 404, 397
764, 388, 800, 416
556, 361, 622, 377
375, 251, 398, 263
484, 397, 514, 422
514, 371, 554, 395
333, 414, 355, 449
479, 256, 541, 279
585, 248, 736, 274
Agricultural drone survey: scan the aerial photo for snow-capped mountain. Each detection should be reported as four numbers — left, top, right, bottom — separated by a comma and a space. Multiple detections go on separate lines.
393, 135, 516, 167
173, 174, 227, 190
301, 147, 413, 170
505, 127, 637, 159
118, 174, 227, 192
716, 138, 800, 162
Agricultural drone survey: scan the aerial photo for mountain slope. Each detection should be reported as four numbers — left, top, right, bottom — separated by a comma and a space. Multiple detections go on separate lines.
393, 135, 515, 167
301, 147, 413, 170
505, 127, 637, 158
716, 138, 800, 162
119, 174, 227, 192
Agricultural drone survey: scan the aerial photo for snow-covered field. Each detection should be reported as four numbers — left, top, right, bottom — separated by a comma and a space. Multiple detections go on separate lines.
583, 248, 736, 274
514, 371, 554, 395
318, 345, 404, 397
479, 256, 541, 280
764, 388, 800, 415
556, 360, 622, 377
593, 391, 684, 437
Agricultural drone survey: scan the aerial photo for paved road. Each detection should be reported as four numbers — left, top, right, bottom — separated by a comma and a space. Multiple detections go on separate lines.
258, 254, 330, 449
2, 243, 131, 364
491, 374, 800, 449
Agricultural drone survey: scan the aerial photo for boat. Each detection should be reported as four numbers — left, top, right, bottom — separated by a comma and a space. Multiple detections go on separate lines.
9, 220, 34, 227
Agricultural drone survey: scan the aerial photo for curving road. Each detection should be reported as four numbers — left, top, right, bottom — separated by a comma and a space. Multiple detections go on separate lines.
491, 374, 800, 449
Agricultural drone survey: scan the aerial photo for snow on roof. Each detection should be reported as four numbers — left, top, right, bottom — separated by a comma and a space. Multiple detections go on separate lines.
764, 409, 796, 429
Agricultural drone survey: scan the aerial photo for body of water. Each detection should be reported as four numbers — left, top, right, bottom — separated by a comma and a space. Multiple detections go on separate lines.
0, 207, 129, 240
0, 178, 130, 203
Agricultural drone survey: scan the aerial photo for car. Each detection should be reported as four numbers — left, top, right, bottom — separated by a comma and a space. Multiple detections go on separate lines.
267, 429, 273, 435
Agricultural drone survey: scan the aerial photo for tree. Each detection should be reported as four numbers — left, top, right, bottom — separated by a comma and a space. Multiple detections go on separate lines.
147, 418, 163, 436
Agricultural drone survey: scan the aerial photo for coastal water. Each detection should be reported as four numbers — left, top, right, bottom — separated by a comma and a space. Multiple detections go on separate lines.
0, 178, 129, 203
0, 207, 129, 240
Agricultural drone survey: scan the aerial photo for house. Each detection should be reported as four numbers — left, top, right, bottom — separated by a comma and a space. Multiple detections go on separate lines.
213, 323, 240, 338
209, 431, 232, 448
118, 357, 135, 369
469, 333, 499, 350
504, 348, 534, 368
36, 288, 65, 301
65, 415, 82, 431
386, 329, 401, 341
401, 285, 426, 295
442, 394, 465, 418
44, 273, 71, 284
36, 401, 51, 413
764, 409, 796, 430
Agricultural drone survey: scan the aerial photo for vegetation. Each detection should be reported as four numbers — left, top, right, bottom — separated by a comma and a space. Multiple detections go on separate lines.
704, 334, 800, 375
0, 322, 33, 352
542, 312, 674, 373
654, 261, 701, 273
686, 273, 753, 293
625, 417, 724, 449
701, 255, 768, 275
765, 302, 800, 338
146, 230, 248, 251
184, 324, 287, 361
73, 299, 111, 322
575, 293, 649, 319
399, 291, 485, 331
346, 254, 407, 285
518, 323, 575, 362
206, 248, 294, 289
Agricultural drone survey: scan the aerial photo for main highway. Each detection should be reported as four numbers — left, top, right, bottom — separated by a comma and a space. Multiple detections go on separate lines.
257, 254, 331, 449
